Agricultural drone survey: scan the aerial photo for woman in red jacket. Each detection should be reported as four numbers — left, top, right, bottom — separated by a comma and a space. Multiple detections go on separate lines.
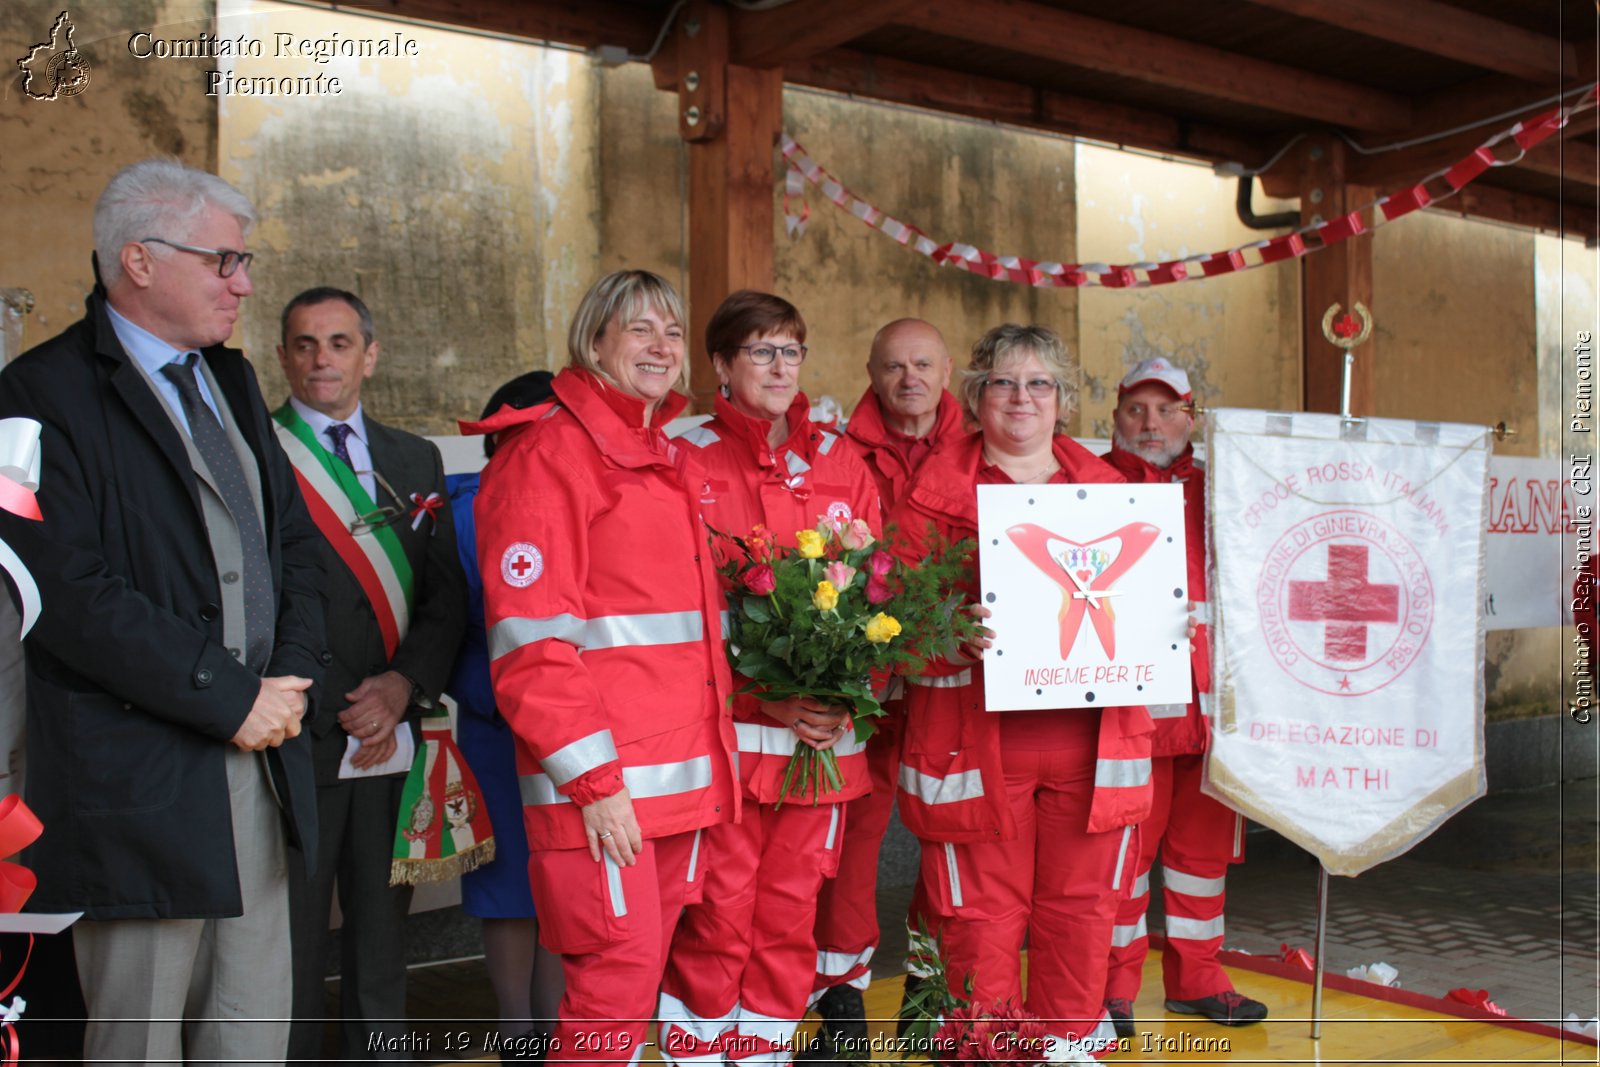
471, 270, 741, 1064
892, 324, 1153, 1062
659, 290, 882, 1065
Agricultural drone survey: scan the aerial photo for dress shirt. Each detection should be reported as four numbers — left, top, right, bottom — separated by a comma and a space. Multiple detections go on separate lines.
287, 396, 376, 500
106, 304, 222, 436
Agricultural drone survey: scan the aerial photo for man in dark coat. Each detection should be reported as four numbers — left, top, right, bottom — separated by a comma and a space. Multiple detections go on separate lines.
273, 287, 466, 1061
0, 160, 326, 1062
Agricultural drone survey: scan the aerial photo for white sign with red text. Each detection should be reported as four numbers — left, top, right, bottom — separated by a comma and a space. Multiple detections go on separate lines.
977, 482, 1191, 711
1484, 455, 1575, 630
1204, 409, 1489, 876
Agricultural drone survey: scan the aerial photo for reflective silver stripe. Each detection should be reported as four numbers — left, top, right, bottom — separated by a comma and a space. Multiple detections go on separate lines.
735, 721, 866, 758
876, 676, 905, 702
944, 842, 963, 908
1147, 702, 1187, 719
1198, 690, 1214, 717
907, 669, 972, 688
1110, 914, 1148, 948
676, 424, 720, 448
1192, 600, 1213, 625
898, 764, 984, 805
720, 610, 732, 640
604, 852, 627, 918
520, 754, 714, 806
490, 610, 704, 658
687, 828, 702, 883
1166, 914, 1225, 941
1162, 864, 1226, 898
542, 729, 619, 787
825, 804, 841, 850
1096, 757, 1152, 790
1111, 824, 1132, 891
818, 431, 839, 455
815, 946, 873, 978
736, 1007, 796, 1041
1133, 868, 1151, 899
786, 451, 811, 477
1233, 812, 1244, 859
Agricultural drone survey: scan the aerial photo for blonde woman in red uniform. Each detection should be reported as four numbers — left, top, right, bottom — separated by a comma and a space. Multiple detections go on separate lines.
891, 324, 1154, 1062
660, 290, 882, 1066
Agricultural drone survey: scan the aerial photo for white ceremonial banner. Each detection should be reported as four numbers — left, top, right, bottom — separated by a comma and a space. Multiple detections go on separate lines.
1205, 409, 1490, 876
978, 482, 1191, 711
1484, 455, 1574, 630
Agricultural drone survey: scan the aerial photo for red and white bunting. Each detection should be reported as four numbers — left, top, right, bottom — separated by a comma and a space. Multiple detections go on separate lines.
780, 84, 1599, 291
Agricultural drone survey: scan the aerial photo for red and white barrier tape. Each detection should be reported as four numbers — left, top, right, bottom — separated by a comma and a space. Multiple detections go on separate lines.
780, 85, 1599, 290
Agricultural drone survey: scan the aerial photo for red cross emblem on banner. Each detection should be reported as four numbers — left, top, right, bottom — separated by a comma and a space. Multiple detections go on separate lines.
1287, 544, 1400, 660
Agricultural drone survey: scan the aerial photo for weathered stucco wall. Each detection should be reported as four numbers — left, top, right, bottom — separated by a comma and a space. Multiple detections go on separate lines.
218, 0, 597, 433
0, 0, 216, 346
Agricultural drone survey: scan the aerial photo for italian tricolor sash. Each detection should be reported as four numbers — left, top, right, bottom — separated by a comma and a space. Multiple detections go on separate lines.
272, 405, 413, 657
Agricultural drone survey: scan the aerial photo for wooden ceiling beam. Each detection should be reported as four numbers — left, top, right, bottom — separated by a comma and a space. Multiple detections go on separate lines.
903, 0, 1411, 131
311, 0, 658, 53
1242, 0, 1573, 84
729, 0, 924, 68
784, 48, 1266, 165
1434, 183, 1597, 242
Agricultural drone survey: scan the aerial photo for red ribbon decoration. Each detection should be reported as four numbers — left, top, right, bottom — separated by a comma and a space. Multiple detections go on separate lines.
779, 82, 1599, 291
0, 796, 45, 1067
1279, 943, 1315, 970
1446, 988, 1507, 1016
408, 491, 443, 532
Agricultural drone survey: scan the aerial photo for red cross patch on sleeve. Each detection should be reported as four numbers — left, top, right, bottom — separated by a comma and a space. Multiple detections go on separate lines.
501, 542, 544, 588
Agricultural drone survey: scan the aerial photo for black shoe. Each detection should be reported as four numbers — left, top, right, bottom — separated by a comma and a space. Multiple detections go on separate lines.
1105, 998, 1135, 1039
797, 985, 868, 1063
1164, 990, 1269, 1026
895, 973, 925, 1040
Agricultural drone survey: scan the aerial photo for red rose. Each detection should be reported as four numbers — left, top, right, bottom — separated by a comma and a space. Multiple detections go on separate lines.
866, 575, 891, 604
868, 551, 894, 578
743, 564, 777, 595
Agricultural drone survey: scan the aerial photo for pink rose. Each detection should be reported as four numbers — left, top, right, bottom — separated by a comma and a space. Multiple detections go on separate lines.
825, 561, 857, 591
868, 551, 894, 578
841, 518, 875, 551
742, 564, 777, 595
866, 575, 891, 604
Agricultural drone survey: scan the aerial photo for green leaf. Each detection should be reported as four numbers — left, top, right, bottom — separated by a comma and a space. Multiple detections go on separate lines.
741, 596, 771, 623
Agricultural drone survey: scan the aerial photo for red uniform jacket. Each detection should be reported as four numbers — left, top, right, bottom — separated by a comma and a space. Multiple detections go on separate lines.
845, 387, 965, 517
471, 369, 740, 851
677, 392, 883, 804
890, 432, 1154, 843
1104, 443, 1211, 757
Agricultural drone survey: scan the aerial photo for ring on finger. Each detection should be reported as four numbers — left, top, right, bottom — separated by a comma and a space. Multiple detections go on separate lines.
599, 830, 614, 840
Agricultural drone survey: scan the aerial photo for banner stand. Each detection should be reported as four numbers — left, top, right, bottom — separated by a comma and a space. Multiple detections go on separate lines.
1310, 299, 1371, 1042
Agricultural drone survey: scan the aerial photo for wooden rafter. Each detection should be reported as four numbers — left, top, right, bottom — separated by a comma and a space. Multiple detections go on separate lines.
1243, 0, 1573, 85
785, 48, 1265, 166
902, 0, 1412, 131
729, 0, 923, 68
1434, 182, 1599, 241
324, 0, 657, 54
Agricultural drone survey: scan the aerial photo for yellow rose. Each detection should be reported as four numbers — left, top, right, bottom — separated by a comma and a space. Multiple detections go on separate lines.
865, 612, 902, 644
796, 529, 826, 559
813, 580, 839, 611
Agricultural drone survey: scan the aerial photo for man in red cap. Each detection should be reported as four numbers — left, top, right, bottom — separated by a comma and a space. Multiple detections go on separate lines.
804, 319, 963, 1060
1100, 358, 1268, 1033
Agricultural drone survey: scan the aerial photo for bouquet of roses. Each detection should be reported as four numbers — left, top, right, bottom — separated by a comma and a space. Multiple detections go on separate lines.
901, 924, 1052, 1067
714, 517, 973, 804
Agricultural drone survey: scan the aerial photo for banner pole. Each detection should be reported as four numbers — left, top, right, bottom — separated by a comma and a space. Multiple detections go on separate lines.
1311, 863, 1329, 1039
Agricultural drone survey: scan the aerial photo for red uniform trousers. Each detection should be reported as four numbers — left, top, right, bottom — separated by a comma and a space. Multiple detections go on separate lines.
661, 800, 844, 1065
810, 700, 905, 994
1104, 753, 1242, 1003
529, 829, 705, 1064
915, 725, 1128, 1058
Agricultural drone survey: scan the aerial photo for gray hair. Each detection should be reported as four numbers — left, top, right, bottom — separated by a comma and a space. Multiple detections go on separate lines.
566, 270, 689, 392
93, 159, 256, 290
960, 323, 1078, 435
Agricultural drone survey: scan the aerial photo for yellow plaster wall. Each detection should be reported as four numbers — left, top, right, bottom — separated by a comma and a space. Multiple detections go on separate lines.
0, 0, 217, 346
1073, 143, 1301, 439
216, 0, 597, 433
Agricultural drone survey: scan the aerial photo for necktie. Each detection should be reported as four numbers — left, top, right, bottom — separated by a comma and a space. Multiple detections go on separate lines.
159, 354, 273, 669
325, 423, 355, 471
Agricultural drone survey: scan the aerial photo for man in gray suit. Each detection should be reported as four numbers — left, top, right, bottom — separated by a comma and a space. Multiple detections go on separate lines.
274, 288, 467, 1060
0, 160, 325, 1063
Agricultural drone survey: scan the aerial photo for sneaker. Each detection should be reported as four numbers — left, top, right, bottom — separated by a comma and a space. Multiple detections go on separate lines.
796, 985, 868, 1063
1164, 990, 1269, 1026
1105, 998, 1135, 1039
